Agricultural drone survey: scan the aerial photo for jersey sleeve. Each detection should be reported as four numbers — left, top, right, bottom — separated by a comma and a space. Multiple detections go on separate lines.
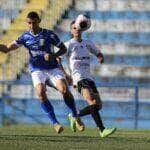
88, 40, 101, 56
14, 33, 25, 47
64, 41, 69, 52
50, 32, 62, 48
64, 40, 72, 57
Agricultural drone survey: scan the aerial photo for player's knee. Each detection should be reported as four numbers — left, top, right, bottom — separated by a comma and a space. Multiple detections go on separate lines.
38, 91, 47, 101
92, 97, 102, 110
59, 87, 67, 95
90, 104, 99, 113
97, 103, 102, 110
90, 102, 102, 110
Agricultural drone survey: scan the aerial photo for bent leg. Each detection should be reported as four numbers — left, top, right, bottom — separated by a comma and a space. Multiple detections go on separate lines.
79, 88, 105, 131
79, 88, 102, 116
35, 83, 59, 125
56, 79, 85, 132
55, 78, 77, 118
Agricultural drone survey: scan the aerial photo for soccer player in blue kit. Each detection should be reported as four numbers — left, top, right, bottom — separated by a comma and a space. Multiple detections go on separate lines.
0, 11, 84, 133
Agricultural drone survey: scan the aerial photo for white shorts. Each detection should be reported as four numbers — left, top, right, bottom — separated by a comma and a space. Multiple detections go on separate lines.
31, 68, 65, 87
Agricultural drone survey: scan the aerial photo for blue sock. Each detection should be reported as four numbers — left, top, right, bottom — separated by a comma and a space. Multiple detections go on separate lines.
63, 92, 77, 118
41, 100, 59, 125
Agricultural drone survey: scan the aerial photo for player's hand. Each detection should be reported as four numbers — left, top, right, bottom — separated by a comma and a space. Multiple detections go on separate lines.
97, 53, 104, 64
56, 57, 61, 64
44, 53, 54, 61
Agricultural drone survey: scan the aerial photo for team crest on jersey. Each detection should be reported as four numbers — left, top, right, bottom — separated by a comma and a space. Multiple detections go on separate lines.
72, 45, 78, 52
86, 44, 91, 49
40, 38, 45, 46
40, 38, 45, 51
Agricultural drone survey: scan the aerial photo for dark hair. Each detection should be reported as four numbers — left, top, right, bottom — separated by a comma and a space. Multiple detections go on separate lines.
27, 11, 40, 20
69, 20, 76, 38
70, 20, 75, 29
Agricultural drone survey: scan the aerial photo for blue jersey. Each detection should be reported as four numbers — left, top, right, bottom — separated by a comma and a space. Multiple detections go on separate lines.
15, 28, 61, 72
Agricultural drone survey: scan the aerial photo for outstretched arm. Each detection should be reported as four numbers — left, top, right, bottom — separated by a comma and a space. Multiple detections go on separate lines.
0, 42, 19, 53
88, 40, 104, 64
56, 57, 73, 85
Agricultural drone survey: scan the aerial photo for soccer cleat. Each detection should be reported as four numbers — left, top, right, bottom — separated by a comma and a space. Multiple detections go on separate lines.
68, 114, 76, 132
75, 117, 85, 132
99, 127, 116, 138
54, 123, 64, 134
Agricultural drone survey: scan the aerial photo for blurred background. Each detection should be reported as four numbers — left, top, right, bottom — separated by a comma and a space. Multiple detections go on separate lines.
0, 0, 150, 129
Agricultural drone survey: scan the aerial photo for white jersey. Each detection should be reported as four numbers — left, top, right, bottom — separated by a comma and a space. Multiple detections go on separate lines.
65, 38, 101, 85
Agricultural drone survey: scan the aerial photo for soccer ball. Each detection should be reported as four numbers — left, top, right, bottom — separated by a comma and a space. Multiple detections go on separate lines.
74, 14, 91, 31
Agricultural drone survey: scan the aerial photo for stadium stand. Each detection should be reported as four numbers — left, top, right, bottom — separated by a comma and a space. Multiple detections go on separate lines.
56, 0, 150, 85
0, 0, 72, 81
0, 0, 48, 80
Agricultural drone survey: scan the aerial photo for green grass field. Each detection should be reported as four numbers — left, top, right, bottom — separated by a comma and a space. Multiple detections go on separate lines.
0, 125, 150, 150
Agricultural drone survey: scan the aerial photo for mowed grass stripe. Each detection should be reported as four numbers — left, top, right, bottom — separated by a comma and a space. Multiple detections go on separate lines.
0, 125, 150, 150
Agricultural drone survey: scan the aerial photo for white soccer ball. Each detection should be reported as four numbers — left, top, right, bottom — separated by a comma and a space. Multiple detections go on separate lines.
75, 14, 91, 31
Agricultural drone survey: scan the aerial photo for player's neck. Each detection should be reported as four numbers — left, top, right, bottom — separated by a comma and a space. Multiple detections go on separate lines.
74, 36, 82, 42
31, 27, 42, 35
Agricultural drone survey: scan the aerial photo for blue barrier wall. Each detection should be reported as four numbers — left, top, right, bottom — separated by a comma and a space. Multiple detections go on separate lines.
0, 81, 150, 129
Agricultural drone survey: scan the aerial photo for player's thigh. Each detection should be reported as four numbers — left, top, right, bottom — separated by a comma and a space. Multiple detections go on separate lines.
93, 91, 102, 106
56, 78, 68, 93
82, 88, 102, 106
31, 71, 47, 87
31, 71, 47, 97
81, 88, 95, 105
78, 79, 102, 105
86, 80, 102, 106
47, 68, 67, 92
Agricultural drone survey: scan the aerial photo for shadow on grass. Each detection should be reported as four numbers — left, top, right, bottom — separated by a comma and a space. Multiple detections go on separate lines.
0, 134, 149, 144
0, 135, 100, 142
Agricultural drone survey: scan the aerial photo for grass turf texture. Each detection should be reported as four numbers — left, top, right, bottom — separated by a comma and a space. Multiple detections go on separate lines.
0, 125, 150, 150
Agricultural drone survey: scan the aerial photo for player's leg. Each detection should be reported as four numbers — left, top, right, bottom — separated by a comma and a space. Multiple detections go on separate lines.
77, 79, 116, 137
56, 78, 77, 132
93, 91, 116, 138
80, 87, 105, 131
56, 79, 77, 117
31, 71, 63, 133
49, 68, 84, 132
56, 78, 85, 132
46, 74, 77, 117
76, 79, 102, 117
81, 88, 116, 137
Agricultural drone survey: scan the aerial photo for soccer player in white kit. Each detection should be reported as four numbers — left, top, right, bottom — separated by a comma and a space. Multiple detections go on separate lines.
64, 20, 116, 138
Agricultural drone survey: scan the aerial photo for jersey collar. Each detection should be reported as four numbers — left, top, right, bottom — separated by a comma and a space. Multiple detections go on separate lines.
29, 28, 43, 37
72, 38, 83, 43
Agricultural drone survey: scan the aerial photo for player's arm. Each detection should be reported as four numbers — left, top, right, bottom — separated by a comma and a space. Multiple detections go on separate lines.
96, 52, 104, 64
56, 57, 73, 85
54, 42, 67, 57
51, 31, 67, 57
56, 57, 66, 74
44, 32, 67, 61
0, 33, 25, 53
0, 42, 19, 53
88, 40, 104, 64
44, 42, 67, 61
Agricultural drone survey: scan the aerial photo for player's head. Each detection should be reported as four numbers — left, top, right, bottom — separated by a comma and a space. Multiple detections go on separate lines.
70, 20, 82, 39
26, 11, 41, 30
